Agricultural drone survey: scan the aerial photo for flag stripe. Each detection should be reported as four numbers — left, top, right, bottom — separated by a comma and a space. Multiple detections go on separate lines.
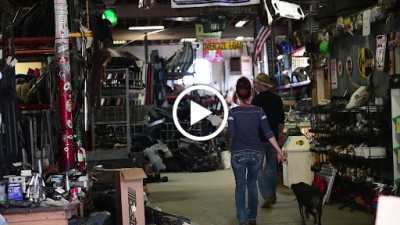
254, 27, 271, 62
255, 27, 271, 56
253, 24, 272, 64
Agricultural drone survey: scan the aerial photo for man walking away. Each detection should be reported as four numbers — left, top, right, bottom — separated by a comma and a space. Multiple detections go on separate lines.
252, 73, 285, 208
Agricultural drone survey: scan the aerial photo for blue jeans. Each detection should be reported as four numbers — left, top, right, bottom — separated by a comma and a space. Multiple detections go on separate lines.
258, 142, 277, 200
231, 151, 263, 224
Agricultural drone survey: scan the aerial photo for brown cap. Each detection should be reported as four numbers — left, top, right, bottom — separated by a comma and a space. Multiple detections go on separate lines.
253, 73, 273, 88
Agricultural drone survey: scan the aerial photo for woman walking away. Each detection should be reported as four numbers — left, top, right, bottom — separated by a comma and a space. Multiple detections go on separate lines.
227, 77, 284, 225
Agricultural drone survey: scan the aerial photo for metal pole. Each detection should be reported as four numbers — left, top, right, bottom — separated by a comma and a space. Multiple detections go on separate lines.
144, 32, 148, 62
54, 0, 75, 171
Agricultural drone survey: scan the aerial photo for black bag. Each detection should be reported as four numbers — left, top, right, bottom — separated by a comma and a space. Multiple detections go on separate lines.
145, 206, 191, 225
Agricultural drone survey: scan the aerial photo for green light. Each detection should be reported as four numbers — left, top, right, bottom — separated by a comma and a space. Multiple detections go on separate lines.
102, 9, 117, 27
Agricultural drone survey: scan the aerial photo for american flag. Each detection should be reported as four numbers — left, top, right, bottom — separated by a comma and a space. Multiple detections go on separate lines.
253, 18, 272, 65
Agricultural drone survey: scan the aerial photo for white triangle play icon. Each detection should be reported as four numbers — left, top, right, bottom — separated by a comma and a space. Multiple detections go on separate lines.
190, 101, 212, 126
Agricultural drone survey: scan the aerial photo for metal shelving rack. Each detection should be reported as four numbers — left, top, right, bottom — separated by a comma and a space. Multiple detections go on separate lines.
91, 68, 148, 152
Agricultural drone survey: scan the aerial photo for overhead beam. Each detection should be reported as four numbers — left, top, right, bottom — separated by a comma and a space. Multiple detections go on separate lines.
113, 23, 288, 41
116, 3, 258, 19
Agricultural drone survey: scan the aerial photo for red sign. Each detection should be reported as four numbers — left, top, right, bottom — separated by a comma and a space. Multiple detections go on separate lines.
57, 56, 69, 64
203, 40, 223, 62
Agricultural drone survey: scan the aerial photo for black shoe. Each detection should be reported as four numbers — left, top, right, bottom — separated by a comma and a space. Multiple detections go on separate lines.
248, 220, 257, 225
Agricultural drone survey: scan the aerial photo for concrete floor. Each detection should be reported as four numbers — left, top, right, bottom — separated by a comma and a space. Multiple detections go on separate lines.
146, 169, 374, 225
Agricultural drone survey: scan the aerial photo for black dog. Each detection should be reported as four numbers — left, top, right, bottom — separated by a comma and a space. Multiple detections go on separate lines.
291, 182, 323, 225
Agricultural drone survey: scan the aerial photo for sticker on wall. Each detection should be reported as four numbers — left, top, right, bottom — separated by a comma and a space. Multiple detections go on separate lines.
346, 56, 353, 75
67, 120, 73, 129
64, 82, 71, 91
59, 71, 70, 82
66, 99, 72, 112
57, 43, 69, 54
55, 14, 69, 38
55, 3, 68, 15
358, 47, 375, 78
337, 59, 343, 78
65, 64, 70, 73
296, 140, 304, 146
376, 35, 386, 71
57, 56, 69, 64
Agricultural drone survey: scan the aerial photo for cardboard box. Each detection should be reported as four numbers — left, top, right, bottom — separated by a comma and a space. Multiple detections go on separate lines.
98, 168, 147, 225
116, 168, 147, 225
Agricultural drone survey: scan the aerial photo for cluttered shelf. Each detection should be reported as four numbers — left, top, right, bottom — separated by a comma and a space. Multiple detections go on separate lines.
310, 105, 385, 114
310, 148, 387, 160
327, 3, 391, 42
309, 128, 384, 137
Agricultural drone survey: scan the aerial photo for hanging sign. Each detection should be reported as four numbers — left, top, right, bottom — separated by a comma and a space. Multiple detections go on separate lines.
203, 41, 243, 51
203, 41, 223, 62
337, 59, 343, 78
330, 59, 338, 89
358, 47, 375, 78
397, 118, 400, 133
376, 35, 386, 71
346, 56, 353, 75
172, 0, 259, 8
362, 9, 371, 36
195, 24, 221, 40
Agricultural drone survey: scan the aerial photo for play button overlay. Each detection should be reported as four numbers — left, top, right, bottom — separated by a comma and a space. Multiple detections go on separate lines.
190, 101, 212, 126
172, 85, 228, 141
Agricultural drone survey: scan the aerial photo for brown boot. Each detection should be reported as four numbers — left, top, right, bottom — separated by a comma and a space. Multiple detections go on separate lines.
261, 197, 274, 208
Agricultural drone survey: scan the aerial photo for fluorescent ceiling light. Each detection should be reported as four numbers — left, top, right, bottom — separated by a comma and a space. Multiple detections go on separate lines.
235, 36, 244, 41
128, 26, 165, 30
164, 17, 196, 22
235, 20, 247, 27
113, 40, 127, 45
180, 38, 196, 42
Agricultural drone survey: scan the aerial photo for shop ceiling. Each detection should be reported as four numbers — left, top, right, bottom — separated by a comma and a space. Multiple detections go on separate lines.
4, 0, 327, 45
112, 0, 326, 46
